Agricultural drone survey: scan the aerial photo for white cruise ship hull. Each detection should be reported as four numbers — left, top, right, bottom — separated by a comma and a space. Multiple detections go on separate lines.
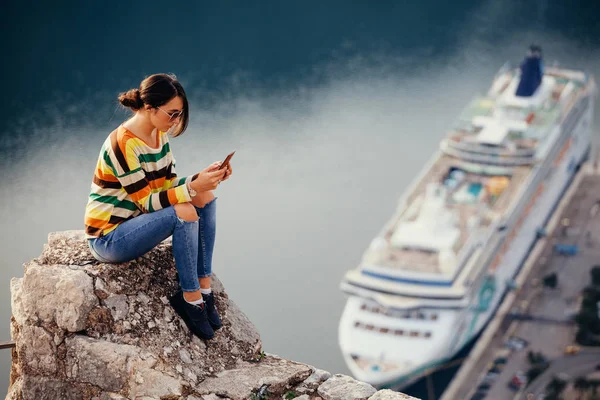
338, 54, 596, 389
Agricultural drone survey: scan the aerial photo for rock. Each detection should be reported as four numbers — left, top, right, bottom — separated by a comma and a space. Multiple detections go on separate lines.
10, 375, 83, 400
17, 325, 57, 374
180, 348, 193, 364
98, 393, 128, 400
8, 230, 417, 400
129, 364, 183, 399
317, 374, 377, 400
11, 262, 98, 332
39, 230, 97, 266
368, 389, 420, 400
297, 367, 332, 391
65, 336, 143, 391
104, 294, 129, 321
199, 394, 220, 400
197, 356, 312, 400
225, 298, 261, 352
295, 395, 310, 400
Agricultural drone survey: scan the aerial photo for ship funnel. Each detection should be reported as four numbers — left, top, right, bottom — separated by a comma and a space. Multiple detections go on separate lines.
515, 45, 544, 97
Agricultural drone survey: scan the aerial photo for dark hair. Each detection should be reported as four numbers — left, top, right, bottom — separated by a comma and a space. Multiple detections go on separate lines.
118, 73, 189, 136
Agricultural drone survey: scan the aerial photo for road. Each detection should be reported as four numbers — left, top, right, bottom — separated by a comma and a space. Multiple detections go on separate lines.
445, 171, 600, 400
518, 350, 600, 398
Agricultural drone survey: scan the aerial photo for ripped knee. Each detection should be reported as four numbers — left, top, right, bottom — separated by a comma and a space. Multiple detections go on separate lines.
174, 203, 198, 222
194, 191, 215, 208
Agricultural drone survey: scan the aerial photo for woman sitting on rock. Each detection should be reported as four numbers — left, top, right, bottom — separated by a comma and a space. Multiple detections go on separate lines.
84, 73, 231, 341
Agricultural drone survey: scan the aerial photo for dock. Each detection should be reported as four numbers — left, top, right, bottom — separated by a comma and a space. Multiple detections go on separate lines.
441, 162, 600, 400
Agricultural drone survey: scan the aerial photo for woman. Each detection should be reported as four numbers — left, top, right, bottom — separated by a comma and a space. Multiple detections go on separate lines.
84, 73, 232, 340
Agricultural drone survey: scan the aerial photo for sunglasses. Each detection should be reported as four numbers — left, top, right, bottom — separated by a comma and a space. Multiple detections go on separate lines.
157, 106, 184, 122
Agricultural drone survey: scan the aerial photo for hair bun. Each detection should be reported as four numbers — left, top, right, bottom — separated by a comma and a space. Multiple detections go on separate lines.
118, 88, 144, 110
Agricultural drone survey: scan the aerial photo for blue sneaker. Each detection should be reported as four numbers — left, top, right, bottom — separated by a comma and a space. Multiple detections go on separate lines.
202, 292, 223, 330
169, 290, 214, 340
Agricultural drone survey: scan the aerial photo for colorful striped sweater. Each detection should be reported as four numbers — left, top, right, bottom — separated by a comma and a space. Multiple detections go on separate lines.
84, 125, 197, 238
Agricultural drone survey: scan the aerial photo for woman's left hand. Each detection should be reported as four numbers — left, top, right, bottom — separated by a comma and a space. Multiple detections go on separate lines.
221, 163, 233, 182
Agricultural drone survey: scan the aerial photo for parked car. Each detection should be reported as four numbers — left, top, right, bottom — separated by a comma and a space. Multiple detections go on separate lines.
493, 356, 507, 365
504, 336, 529, 351
564, 345, 580, 355
481, 372, 499, 384
508, 372, 527, 391
470, 392, 487, 400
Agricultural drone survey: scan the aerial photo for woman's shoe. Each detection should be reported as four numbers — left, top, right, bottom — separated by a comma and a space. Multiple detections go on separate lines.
169, 290, 214, 340
202, 292, 223, 330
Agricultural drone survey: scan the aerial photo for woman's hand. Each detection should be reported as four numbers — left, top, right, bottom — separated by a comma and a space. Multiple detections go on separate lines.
190, 163, 228, 192
221, 162, 233, 182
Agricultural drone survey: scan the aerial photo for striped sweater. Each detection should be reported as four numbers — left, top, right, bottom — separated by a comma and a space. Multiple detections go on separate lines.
84, 125, 197, 238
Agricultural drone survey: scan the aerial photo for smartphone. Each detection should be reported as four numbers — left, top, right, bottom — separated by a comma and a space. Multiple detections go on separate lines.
218, 151, 236, 170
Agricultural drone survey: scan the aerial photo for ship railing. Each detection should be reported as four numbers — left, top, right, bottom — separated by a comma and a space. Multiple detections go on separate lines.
441, 141, 536, 166
443, 138, 536, 157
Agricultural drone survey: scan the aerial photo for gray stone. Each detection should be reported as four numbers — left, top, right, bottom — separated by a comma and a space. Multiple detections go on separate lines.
104, 294, 129, 320
163, 306, 174, 322
317, 374, 377, 400
197, 357, 312, 400
137, 292, 151, 305
295, 396, 310, 400
180, 348, 193, 364
65, 336, 142, 391
129, 364, 183, 399
11, 262, 98, 332
199, 394, 220, 400
12, 375, 82, 400
39, 230, 96, 266
369, 390, 420, 400
98, 393, 129, 400
17, 325, 57, 374
226, 298, 261, 349
297, 367, 332, 391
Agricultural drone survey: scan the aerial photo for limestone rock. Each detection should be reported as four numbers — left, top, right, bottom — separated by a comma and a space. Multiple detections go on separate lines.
297, 367, 332, 391
368, 389, 420, 400
128, 364, 183, 398
226, 298, 261, 353
11, 262, 98, 332
104, 294, 129, 321
317, 375, 377, 400
9, 375, 83, 400
65, 336, 143, 391
8, 230, 418, 400
197, 356, 312, 400
15, 324, 57, 376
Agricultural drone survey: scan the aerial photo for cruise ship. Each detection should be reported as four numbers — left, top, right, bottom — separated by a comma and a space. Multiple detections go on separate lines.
338, 46, 597, 389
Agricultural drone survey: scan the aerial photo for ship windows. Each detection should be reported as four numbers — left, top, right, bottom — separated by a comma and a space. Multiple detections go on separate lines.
353, 321, 432, 339
360, 303, 440, 321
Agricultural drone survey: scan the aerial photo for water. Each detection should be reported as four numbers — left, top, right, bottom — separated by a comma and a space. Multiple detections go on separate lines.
2, 1, 600, 398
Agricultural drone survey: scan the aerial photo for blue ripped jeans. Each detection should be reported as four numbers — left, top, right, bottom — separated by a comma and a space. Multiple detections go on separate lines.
88, 199, 217, 292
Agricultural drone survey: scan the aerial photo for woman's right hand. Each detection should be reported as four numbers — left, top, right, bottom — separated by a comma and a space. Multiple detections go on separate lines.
190, 163, 227, 192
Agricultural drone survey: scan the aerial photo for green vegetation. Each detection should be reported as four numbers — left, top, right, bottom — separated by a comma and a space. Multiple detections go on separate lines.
572, 376, 600, 399
574, 268, 600, 346
592, 265, 600, 286
544, 376, 567, 400
526, 350, 550, 384
543, 272, 558, 289
284, 391, 297, 400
